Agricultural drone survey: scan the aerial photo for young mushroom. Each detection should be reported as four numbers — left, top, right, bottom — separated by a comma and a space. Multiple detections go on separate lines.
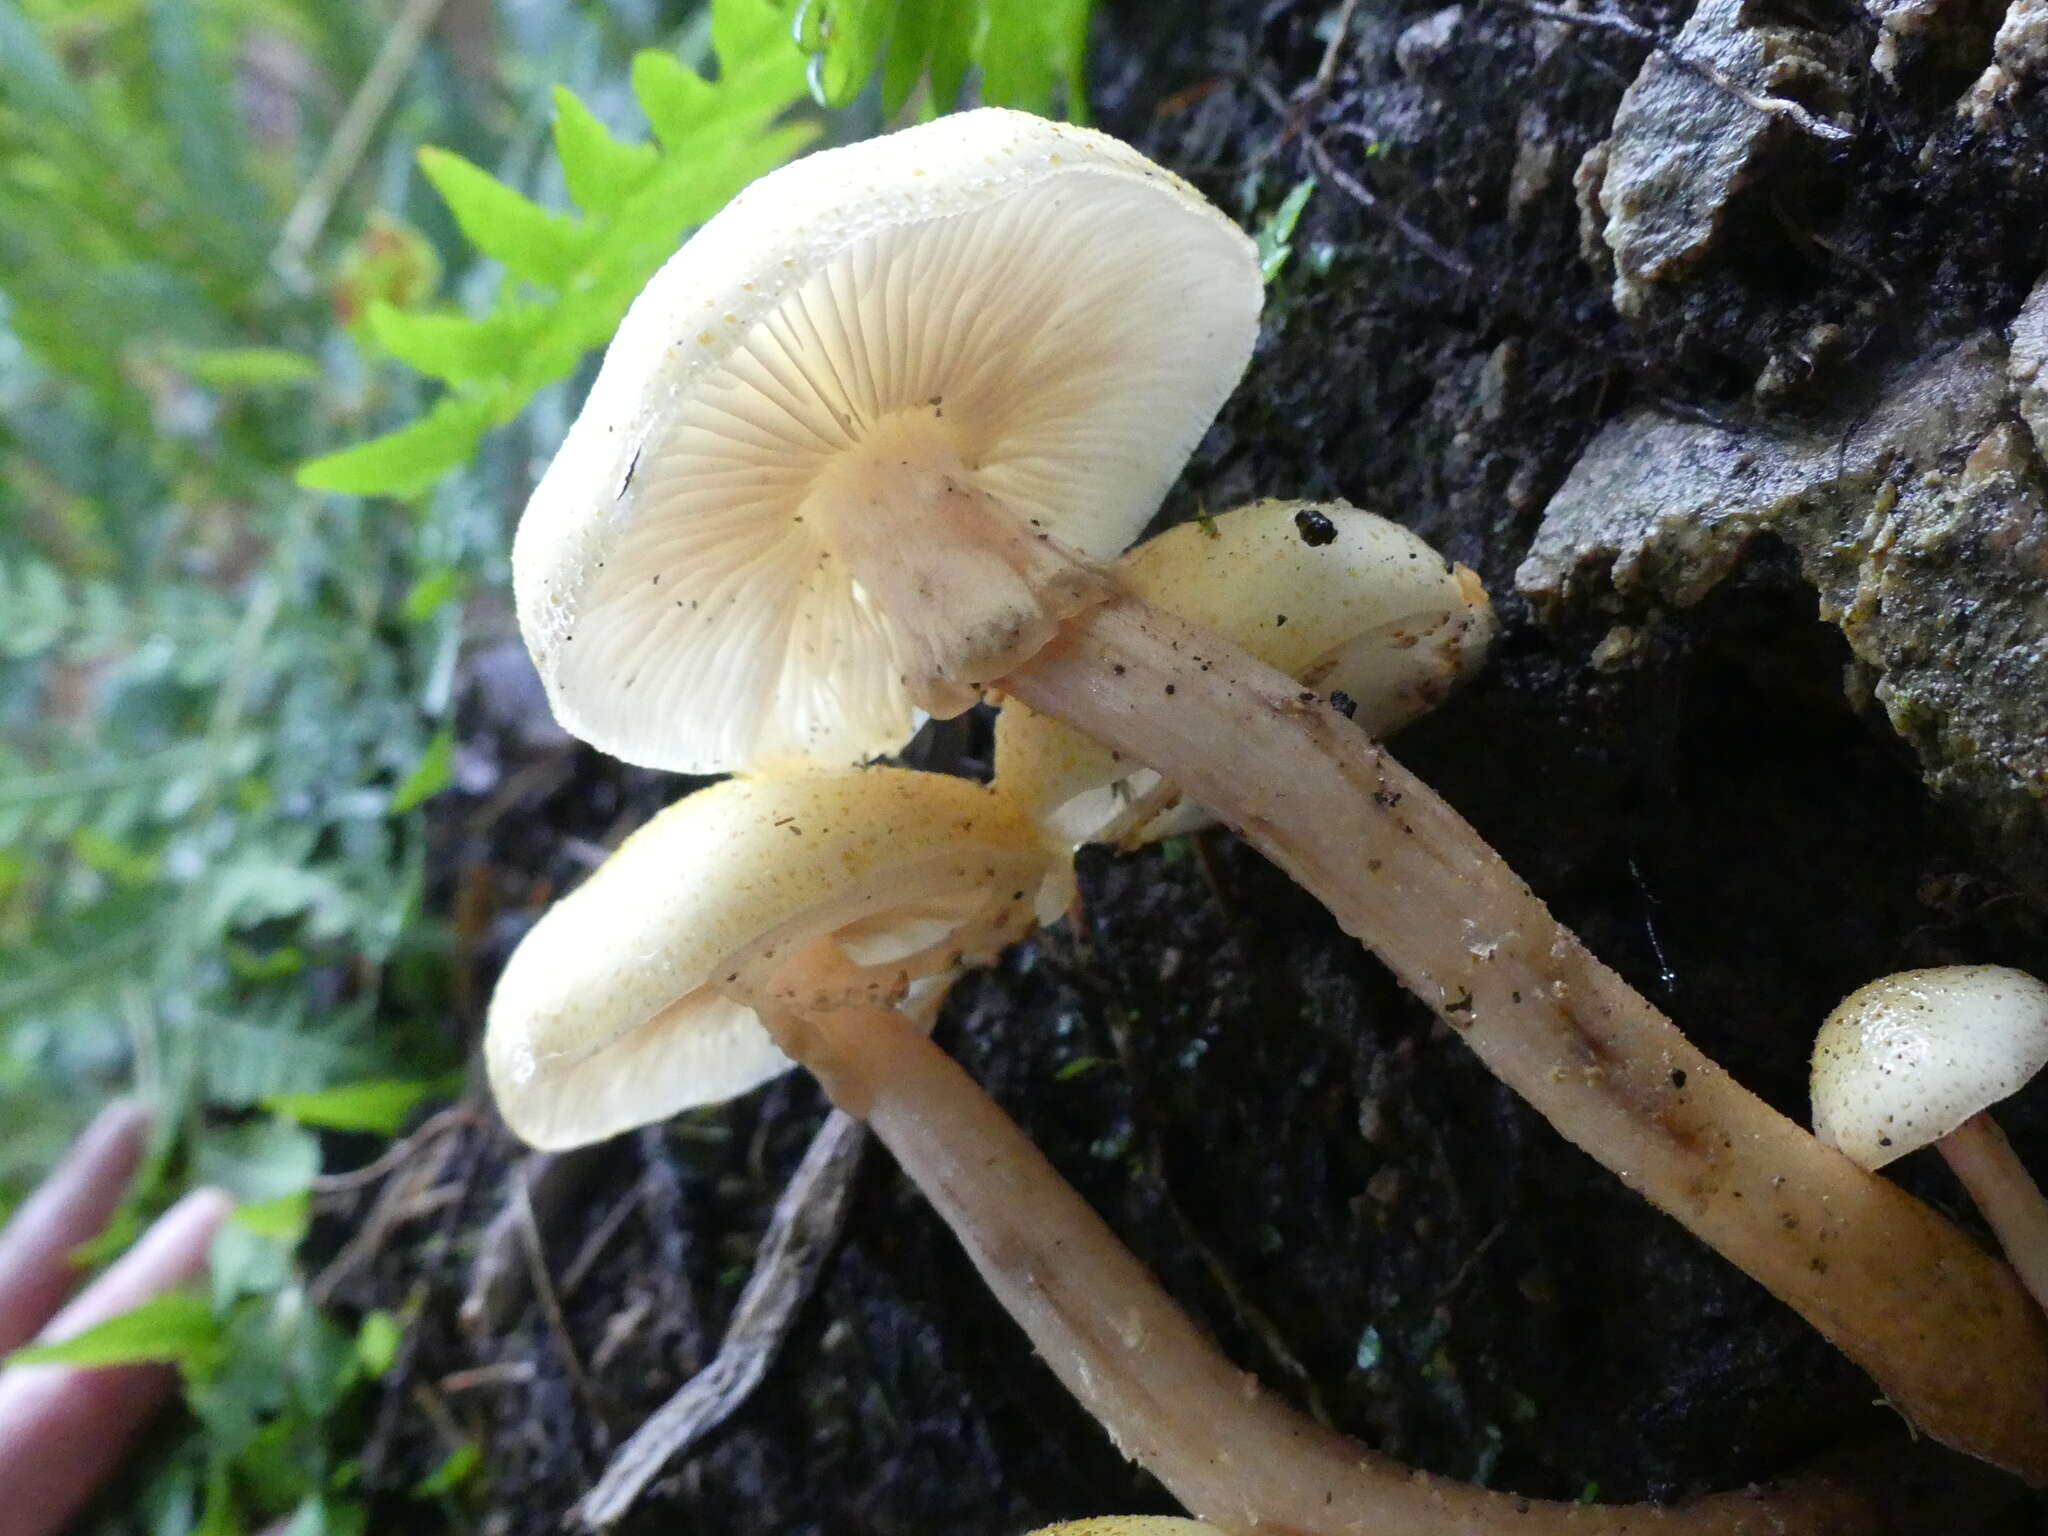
488, 768, 1965, 1536
512, 106, 2048, 1476
993, 498, 1494, 848
1813, 965, 2048, 1313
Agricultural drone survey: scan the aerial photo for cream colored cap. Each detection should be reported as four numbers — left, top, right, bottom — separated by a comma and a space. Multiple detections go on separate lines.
514, 107, 1261, 774
1811, 965, 2048, 1168
1022, 1523, 1220, 1535
486, 768, 1051, 1150
994, 499, 1495, 847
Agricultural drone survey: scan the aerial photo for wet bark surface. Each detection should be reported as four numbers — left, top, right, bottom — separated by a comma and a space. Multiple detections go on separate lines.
323, 3, 2048, 1531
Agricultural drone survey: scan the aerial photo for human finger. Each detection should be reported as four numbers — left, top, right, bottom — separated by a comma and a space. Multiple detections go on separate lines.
0, 1187, 234, 1536
0, 1099, 152, 1357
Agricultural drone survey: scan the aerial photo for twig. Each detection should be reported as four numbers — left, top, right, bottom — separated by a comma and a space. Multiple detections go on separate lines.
458, 1146, 605, 1334
1301, 134, 1476, 284
561, 1183, 646, 1299
514, 1173, 602, 1413
1494, 0, 1852, 143
311, 1104, 479, 1194
1308, 0, 1363, 97
570, 1110, 867, 1530
272, 0, 451, 288
309, 1131, 459, 1306
437, 1360, 536, 1394
1436, 1214, 1511, 1303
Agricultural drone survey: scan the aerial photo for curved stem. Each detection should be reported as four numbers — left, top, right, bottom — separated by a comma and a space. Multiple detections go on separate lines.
1939, 1113, 2048, 1317
760, 998, 1968, 1536
998, 592, 2048, 1483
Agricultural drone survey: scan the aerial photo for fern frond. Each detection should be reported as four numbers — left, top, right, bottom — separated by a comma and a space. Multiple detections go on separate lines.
299, 0, 818, 501
800, 0, 1094, 119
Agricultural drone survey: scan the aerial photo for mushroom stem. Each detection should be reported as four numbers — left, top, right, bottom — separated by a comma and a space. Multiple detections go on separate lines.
997, 591, 2048, 1482
813, 415, 1113, 715
1939, 1112, 2048, 1315
751, 995, 1970, 1536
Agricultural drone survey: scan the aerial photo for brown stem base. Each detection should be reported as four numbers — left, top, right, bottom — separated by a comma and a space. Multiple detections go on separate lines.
1000, 592, 2048, 1484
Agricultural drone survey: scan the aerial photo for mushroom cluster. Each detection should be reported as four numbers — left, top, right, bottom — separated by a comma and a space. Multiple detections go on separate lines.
490, 778, 1933, 1533
495, 99, 2048, 1498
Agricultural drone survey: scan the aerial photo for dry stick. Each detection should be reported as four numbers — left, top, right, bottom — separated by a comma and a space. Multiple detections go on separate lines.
772, 1001, 1963, 1536
513, 1174, 601, 1414
999, 593, 2048, 1484
571, 1110, 868, 1530
459, 1147, 604, 1335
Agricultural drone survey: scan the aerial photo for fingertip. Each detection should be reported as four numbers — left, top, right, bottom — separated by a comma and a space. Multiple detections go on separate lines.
82, 1097, 153, 1156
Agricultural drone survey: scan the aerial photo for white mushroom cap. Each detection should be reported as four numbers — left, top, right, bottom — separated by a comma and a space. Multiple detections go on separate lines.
1811, 965, 2048, 1168
486, 768, 1052, 1150
514, 107, 1262, 774
993, 499, 1496, 848
1022, 1523, 1220, 1535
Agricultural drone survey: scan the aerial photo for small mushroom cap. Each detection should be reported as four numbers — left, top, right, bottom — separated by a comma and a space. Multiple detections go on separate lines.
1022, 1523, 1220, 1535
515, 107, 1262, 774
994, 499, 1496, 847
1811, 965, 2048, 1168
486, 768, 1051, 1151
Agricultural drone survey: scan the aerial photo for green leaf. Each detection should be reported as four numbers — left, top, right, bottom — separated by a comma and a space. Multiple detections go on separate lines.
400, 566, 466, 623
302, 2, 822, 502
800, 0, 892, 108
417, 147, 591, 289
355, 1311, 402, 1378
710, 0, 810, 105
629, 49, 725, 149
552, 87, 658, 216
195, 1119, 320, 1205
877, 0, 943, 117
209, 1219, 293, 1308
366, 302, 547, 385
232, 1192, 310, 1242
265, 1075, 447, 1135
147, 0, 262, 244
1257, 177, 1316, 282
172, 347, 321, 389
980, 1, 1056, 114
410, 1443, 480, 1499
388, 727, 454, 815
6, 1291, 223, 1372
296, 390, 507, 497
0, 0, 97, 134
280, 1496, 367, 1536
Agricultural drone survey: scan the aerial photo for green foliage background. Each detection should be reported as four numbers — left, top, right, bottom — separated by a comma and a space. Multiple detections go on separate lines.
0, 0, 1091, 1529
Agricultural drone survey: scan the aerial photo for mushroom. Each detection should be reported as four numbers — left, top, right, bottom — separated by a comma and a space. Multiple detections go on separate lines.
513, 108, 1257, 771
488, 767, 1961, 1536
511, 106, 2048, 1475
486, 768, 1054, 1148
1813, 965, 2048, 1313
993, 498, 1494, 848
